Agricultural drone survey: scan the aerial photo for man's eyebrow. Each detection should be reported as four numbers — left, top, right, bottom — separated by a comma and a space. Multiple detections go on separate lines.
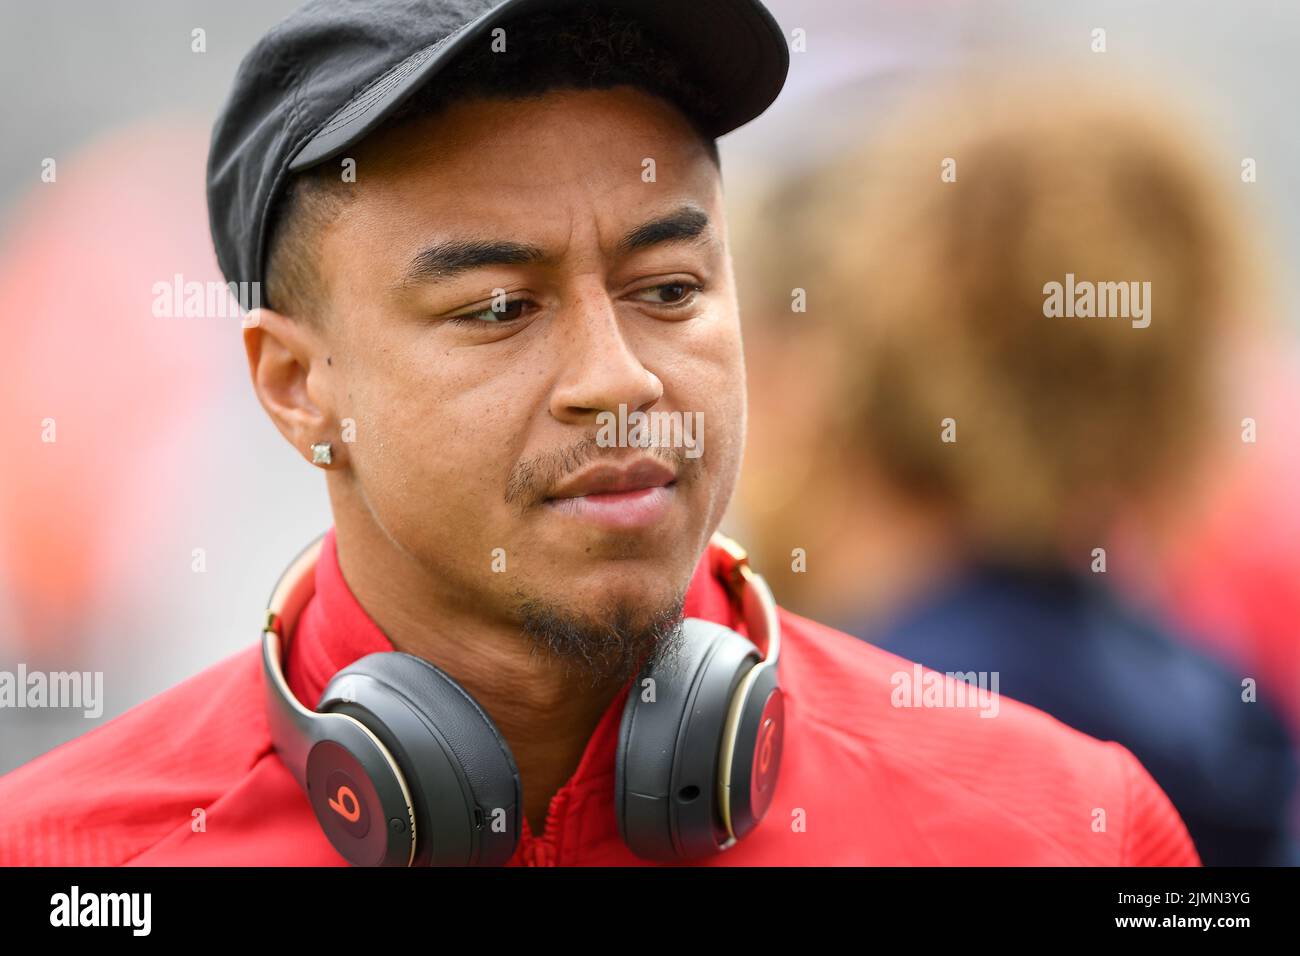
400, 239, 547, 286
398, 205, 713, 287
618, 205, 713, 253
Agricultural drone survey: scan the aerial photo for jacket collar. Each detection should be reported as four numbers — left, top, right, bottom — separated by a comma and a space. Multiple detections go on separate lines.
285, 526, 745, 791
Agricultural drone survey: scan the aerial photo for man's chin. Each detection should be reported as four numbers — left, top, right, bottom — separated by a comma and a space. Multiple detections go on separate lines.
514, 590, 687, 689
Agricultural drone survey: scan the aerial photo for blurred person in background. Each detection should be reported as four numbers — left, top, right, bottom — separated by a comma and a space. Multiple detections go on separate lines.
735, 68, 1299, 866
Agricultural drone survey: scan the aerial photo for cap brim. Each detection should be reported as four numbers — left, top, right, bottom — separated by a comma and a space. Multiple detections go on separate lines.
288, 0, 789, 172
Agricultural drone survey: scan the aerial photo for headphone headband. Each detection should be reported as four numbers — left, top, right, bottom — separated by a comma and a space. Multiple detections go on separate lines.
709, 531, 781, 667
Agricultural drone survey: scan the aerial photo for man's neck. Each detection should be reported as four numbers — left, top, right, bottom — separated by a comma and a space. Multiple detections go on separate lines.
330, 509, 624, 837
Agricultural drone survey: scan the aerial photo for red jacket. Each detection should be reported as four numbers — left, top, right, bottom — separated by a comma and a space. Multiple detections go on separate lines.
0, 529, 1199, 866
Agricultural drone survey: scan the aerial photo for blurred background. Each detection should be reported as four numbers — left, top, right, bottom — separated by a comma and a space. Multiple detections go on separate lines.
1, 0, 1297, 864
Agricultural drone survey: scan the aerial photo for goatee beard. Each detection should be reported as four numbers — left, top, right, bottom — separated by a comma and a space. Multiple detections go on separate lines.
515, 593, 688, 689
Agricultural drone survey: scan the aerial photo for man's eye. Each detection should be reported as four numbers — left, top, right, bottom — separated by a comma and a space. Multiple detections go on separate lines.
631, 282, 702, 306
449, 298, 530, 325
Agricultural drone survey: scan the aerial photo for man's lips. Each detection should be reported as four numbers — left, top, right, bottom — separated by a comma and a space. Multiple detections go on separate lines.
545, 458, 677, 499
542, 459, 678, 530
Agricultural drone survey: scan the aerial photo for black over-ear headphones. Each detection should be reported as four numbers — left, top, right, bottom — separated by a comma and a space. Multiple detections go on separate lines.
261, 531, 784, 866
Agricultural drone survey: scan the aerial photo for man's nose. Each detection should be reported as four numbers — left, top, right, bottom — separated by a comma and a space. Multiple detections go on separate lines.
548, 287, 664, 425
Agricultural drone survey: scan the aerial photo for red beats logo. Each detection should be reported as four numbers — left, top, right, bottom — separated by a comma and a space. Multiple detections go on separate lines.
750, 690, 784, 820
323, 768, 370, 838
328, 784, 361, 822
758, 718, 776, 775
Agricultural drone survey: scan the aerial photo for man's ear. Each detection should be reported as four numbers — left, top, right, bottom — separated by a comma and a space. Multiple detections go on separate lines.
242, 307, 339, 467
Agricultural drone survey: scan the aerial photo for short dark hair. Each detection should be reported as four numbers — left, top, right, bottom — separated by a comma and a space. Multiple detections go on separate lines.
264, 2, 722, 320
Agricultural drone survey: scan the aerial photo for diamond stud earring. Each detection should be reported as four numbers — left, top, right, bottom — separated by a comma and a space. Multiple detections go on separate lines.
310, 442, 333, 466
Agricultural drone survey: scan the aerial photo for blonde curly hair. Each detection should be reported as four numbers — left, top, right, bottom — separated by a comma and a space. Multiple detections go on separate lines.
742, 68, 1266, 564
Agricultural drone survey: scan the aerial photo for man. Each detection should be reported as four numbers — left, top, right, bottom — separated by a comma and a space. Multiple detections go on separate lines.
0, 0, 1198, 866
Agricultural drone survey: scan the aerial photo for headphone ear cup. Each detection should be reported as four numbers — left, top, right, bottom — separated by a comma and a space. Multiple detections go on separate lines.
319, 652, 522, 866
722, 661, 784, 841
297, 703, 420, 867
615, 618, 760, 861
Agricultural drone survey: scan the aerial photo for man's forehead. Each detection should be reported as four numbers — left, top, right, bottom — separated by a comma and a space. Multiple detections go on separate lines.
328, 88, 724, 278
355, 86, 719, 195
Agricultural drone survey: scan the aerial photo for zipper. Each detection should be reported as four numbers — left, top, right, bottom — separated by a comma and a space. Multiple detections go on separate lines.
518, 786, 572, 867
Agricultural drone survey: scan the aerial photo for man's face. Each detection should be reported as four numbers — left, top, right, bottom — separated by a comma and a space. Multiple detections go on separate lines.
311, 86, 745, 658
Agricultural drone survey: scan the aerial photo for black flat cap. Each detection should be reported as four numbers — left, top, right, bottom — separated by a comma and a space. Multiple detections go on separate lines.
206, 0, 790, 298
